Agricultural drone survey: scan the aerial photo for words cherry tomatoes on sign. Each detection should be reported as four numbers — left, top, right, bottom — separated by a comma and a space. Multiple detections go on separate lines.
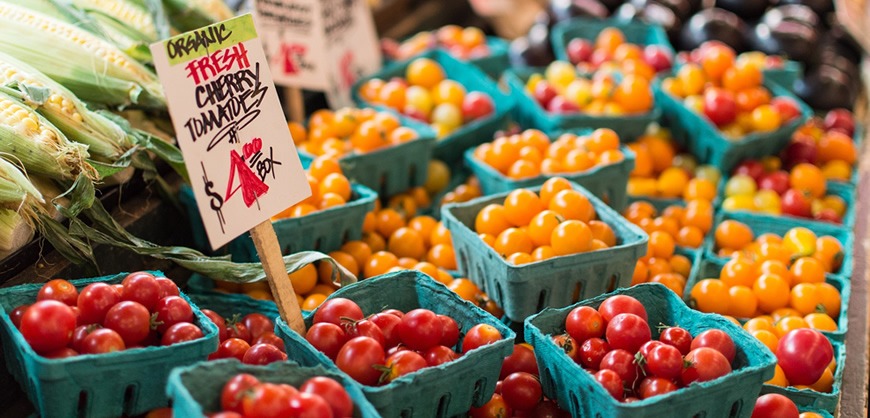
598, 295, 648, 322
300, 376, 354, 418
751, 394, 799, 418
462, 324, 502, 354
681, 347, 732, 385
776, 329, 833, 385
335, 336, 386, 386
605, 313, 651, 353
37, 279, 78, 306
566, 306, 605, 343
690, 329, 736, 362
313, 298, 364, 326
19, 300, 76, 354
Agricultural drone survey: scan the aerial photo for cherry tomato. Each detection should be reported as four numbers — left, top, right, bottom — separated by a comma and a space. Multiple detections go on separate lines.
300, 376, 353, 418
462, 324, 502, 354
776, 329, 833, 385
659, 326, 692, 355
469, 393, 511, 418
438, 315, 460, 347
154, 277, 180, 299
646, 344, 683, 380
335, 336, 386, 386
681, 347, 732, 385
638, 340, 664, 360
9, 304, 29, 328
213, 338, 251, 361
37, 279, 78, 306
500, 344, 538, 379
691, 329, 736, 362
605, 313, 651, 353
242, 383, 292, 418
305, 322, 348, 360
242, 313, 274, 340
397, 309, 443, 351
599, 349, 640, 386
781, 189, 812, 218
424, 345, 458, 367
103, 301, 151, 346
44, 347, 78, 359
287, 392, 333, 418
153, 296, 194, 334
343, 319, 386, 348
594, 369, 624, 400
313, 298, 363, 326
161, 322, 203, 346
226, 321, 252, 343
529, 399, 570, 418
383, 309, 404, 318
121, 272, 161, 311
242, 343, 288, 365
501, 372, 543, 411
80, 328, 125, 354
551, 334, 581, 363
201, 309, 228, 341
77, 283, 121, 325
598, 295, 648, 322
638, 376, 678, 399
19, 300, 76, 354
383, 350, 428, 382
369, 313, 401, 348
579, 337, 610, 370
71, 324, 97, 352
221, 373, 260, 413
751, 393, 799, 418
253, 332, 285, 352
565, 306, 605, 343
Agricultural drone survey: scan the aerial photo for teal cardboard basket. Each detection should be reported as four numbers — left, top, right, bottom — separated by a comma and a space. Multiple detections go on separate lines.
524, 283, 777, 418
702, 211, 854, 282
0, 271, 219, 418
503, 68, 662, 141
684, 258, 850, 342
551, 18, 675, 63
167, 359, 379, 417
441, 181, 649, 322
760, 339, 845, 414
655, 78, 812, 174
186, 290, 281, 325
465, 140, 635, 211
274, 270, 515, 418
353, 50, 514, 166
762, 61, 803, 93
384, 36, 510, 80
180, 178, 377, 262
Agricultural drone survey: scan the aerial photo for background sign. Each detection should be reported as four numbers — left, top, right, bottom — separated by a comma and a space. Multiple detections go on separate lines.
151, 14, 310, 250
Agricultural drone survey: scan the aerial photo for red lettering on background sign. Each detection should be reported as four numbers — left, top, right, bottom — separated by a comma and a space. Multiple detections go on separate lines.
339, 50, 355, 87
281, 43, 307, 75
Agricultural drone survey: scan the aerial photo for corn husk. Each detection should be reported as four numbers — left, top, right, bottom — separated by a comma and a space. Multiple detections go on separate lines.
162, 0, 234, 31
0, 208, 34, 255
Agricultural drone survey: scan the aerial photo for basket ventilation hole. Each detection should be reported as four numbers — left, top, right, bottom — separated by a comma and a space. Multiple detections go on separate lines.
606, 274, 618, 293
541, 367, 554, 391
77, 390, 88, 418
729, 400, 742, 417
400, 409, 413, 418
495, 283, 505, 309
572, 282, 583, 303
313, 237, 322, 251
536, 289, 548, 311
472, 379, 486, 404
408, 164, 417, 185
570, 391, 581, 416
436, 394, 451, 417
123, 384, 137, 414
379, 174, 389, 197
693, 412, 707, 418
341, 229, 350, 244
596, 413, 604, 418
459, 251, 469, 272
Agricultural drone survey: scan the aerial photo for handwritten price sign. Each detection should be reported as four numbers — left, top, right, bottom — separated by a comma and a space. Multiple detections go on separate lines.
151, 14, 310, 250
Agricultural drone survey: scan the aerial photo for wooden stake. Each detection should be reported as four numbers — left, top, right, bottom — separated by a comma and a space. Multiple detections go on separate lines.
249, 220, 306, 334
284, 88, 305, 123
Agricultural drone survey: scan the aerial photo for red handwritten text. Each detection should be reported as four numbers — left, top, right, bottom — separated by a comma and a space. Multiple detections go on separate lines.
185, 42, 251, 85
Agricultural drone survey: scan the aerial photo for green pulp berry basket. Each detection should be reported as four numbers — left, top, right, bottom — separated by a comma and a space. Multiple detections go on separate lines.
503, 68, 662, 141
167, 359, 379, 417
0, 271, 219, 418
384, 36, 510, 80
441, 180, 648, 322
760, 339, 846, 414
655, 78, 812, 174
525, 283, 777, 418
702, 211, 854, 282
274, 270, 515, 418
684, 257, 850, 342
353, 49, 514, 166
551, 18, 675, 63
465, 138, 635, 211
762, 61, 803, 93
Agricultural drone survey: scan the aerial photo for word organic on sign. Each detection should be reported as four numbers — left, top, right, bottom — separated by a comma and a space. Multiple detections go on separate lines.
151, 14, 310, 249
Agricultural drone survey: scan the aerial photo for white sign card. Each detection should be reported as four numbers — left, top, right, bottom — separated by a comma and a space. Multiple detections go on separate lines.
150, 14, 310, 250
253, 0, 382, 108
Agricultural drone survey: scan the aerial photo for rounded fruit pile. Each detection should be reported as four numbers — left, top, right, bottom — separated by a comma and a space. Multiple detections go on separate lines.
358, 57, 495, 138
661, 42, 802, 139
780, 108, 858, 182
469, 343, 571, 417
763, 328, 836, 394
678, 50, 790, 75
474, 177, 620, 264
10, 273, 203, 357
305, 298, 503, 385
553, 295, 737, 401
526, 61, 654, 115
290, 108, 420, 156
272, 156, 355, 220
564, 27, 673, 77
382, 25, 492, 61
216, 372, 355, 418
473, 128, 625, 179
627, 129, 722, 200
623, 199, 714, 249
722, 160, 848, 223
714, 222, 845, 275
202, 311, 287, 365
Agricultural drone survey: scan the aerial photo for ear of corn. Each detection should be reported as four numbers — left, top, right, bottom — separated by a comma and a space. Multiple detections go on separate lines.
0, 156, 43, 208
0, 2, 165, 108
71, 0, 158, 40
162, 0, 234, 31
0, 51, 133, 161
0, 90, 96, 181
0, 208, 34, 254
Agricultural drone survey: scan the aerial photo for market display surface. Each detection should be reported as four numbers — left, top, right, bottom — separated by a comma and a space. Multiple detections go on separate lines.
0, 0, 867, 417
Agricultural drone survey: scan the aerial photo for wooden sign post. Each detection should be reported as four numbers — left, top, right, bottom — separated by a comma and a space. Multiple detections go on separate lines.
253, 0, 382, 109
150, 14, 311, 334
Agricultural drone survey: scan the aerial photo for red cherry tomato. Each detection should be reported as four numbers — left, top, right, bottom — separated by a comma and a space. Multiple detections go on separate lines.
44, 347, 79, 359
71, 324, 97, 352
751, 393, 800, 418
645, 344, 683, 380
343, 318, 386, 348
37, 279, 78, 306
80, 328, 126, 354
300, 376, 353, 418
212, 338, 251, 361
681, 347, 732, 385
305, 322, 348, 360
423, 345, 459, 367
397, 309, 443, 351
369, 312, 402, 348
313, 298, 363, 326
201, 309, 228, 341
253, 332, 285, 352
691, 329, 736, 363
438, 314, 460, 347
383, 350, 428, 383
103, 301, 151, 346
599, 349, 640, 387
19, 300, 76, 354
579, 337, 610, 370
9, 304, 29, 328
221, 373, 260, 413
501, 372, 543, 411
462, 324, 502, 354
565, 306, 605, 343
153, 296, 194, 334
154, 277, 180, 299
161, 322, 203, 346
226, 321, 252, 343
242, 313, 274, 340
120, 272, 161, 311
605, 313, 651, 353
594, 369, 624, 400
287, 392, 333, 418
335, 336, 386, 386
500, 344, 539, 379
776, 328, 833, 385
242, 383, 292, 418
77, 283, 121, 325
638, 376, 678, 399
469, 393, 512, 418
242, 343, 287, 365
659, 326, 692, 355
598, 295, 648, 322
